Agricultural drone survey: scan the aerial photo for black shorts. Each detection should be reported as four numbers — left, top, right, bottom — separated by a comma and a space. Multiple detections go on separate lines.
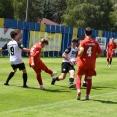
11, 63, 26, 70
61, 62, 75, 73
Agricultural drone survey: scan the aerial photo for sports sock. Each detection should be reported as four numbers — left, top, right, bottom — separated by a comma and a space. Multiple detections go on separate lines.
110, 58, 112, 65
23, 73, 27, 86
37, 73, 43, 85
86, 79, 92, 95
107, 58, 109, 63
5, 72, 15, 83
69, 77, 74, 84
55, 77, 60, 81
76, 75, 81, 89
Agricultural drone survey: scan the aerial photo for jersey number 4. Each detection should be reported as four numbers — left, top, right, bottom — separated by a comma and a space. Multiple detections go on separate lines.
87, 47, 92, 56
10, 47, 14, 56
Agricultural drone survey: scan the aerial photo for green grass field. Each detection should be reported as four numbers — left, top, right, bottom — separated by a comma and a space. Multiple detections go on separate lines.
0, 57, 117, 117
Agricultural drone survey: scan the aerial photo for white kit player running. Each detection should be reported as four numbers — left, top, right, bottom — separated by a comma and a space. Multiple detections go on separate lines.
0, 31, 30, 88
51, 38, 78, 88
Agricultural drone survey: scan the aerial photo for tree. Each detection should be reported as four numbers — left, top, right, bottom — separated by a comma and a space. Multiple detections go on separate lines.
62, 0, 114, 31
49, 0, 67, 24
0, 0, 14, 18
13, 0, 44, 22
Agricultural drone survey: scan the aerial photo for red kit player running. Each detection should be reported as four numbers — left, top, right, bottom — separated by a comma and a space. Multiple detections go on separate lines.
106, 37, 116, 67
76, 27, 102, 100
29, 38, 57, 90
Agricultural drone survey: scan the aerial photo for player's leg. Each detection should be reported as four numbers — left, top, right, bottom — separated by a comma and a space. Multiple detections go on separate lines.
4, 65, 17, 85
33, 68, 45, 90
106, 53, 109, 66
85, 69, 96, 100
20, 63, 28, 88
51, 62, 67, 85
40, 60, 57, 76
51, 73, 66, 85
86, 76, 92, 100
109, 54, 114, 67
69, 70, 75, 88
76, 75, 82, 100
82, 75, 87, 87
76, 66, 85, 100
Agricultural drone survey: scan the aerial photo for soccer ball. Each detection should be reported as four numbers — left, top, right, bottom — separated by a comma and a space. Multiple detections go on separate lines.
70, 58, 77, 65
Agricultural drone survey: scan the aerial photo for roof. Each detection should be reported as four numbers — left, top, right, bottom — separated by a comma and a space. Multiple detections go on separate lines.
39, 18, 60, 26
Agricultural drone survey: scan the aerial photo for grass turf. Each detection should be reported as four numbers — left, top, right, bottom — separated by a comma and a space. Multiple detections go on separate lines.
0, 57, 117, 117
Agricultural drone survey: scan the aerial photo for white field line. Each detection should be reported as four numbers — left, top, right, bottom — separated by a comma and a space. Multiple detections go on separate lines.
0, 91, 117, 115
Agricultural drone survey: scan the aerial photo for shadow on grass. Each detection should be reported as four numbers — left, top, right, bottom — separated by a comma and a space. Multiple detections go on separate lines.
20, 86, 71, 92
92, 86, 116, 90
54, 84, 76, 90
92, 99, 117, 104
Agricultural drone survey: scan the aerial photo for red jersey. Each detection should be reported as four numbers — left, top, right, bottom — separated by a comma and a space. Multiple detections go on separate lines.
29, 43, 42, 66
77, 38, 102, 69
107, 42, 116, 54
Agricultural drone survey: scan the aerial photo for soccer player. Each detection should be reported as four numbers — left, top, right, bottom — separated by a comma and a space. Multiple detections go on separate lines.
76, 27, 102, 100
51, 38, 78, 88
29, 38, 57, 90
0, 31, 30, 88
106, 37, 116, 67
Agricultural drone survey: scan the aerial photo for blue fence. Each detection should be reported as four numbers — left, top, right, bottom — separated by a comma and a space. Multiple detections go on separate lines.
0, 18, 117, 57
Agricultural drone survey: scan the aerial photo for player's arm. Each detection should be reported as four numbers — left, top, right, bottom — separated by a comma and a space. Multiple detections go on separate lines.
96, 42, 103, 57
62, 52, 70, 61
22, 48, 30, 52
113, 43, 117, 51
62, 47, 71, 61
30, 56, 35, 67
78, 47, 84, 57
18, 43, 30, 52
96, 52, 102, 58
0, 43, 7, 51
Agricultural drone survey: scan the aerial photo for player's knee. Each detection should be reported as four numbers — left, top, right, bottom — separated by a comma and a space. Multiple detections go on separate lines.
22, 69, 27, 73
87, 76, 92, 79
13, 69, 17, 73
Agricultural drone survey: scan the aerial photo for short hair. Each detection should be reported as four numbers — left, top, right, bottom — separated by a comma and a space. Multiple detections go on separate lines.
71, 38, 78, 43
40, 38, 49, 45
85, 27, 92, 36
10, 31, 18, 38
111, 37, 114, 40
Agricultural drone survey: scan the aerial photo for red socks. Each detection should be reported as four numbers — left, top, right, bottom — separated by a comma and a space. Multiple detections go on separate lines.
86, 79, 92, 95
37, 73, 43, 85
76, 75, 81, 89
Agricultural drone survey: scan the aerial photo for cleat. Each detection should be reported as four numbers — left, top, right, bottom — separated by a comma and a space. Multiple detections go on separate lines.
40, 85, 45, 90
69, 83, 76, 88
51, 78, 56, 85
51, 71, 57, 77
4, 83, 9, 85
77, 92, 81, 100
85, 95, 89, 100
23, 85, 29, 88
82, 82, 87, 87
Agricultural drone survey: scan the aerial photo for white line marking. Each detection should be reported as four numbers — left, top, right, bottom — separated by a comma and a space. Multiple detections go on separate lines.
0, 91, 117, 115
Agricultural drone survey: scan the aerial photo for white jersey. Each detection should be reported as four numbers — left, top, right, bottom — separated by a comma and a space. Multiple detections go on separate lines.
63, 46, 78, 62
2, 40, 24, 65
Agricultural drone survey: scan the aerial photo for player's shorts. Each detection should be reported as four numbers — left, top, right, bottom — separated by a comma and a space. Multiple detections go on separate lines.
107, 52, 114, 58
11, 63, 25, 70
77, 66, 96, 77
61, 62, 75, 73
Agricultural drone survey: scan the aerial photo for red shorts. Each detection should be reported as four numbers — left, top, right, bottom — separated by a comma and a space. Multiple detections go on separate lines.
106, 52, 114, 58
77, 66, 96, 77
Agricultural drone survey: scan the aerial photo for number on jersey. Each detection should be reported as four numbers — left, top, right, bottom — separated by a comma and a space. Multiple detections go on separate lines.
10, 47, 14, 56
87, 47, 92, 56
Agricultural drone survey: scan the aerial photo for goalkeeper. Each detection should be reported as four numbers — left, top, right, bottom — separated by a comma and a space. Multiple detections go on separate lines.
51, 38, 78, 88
